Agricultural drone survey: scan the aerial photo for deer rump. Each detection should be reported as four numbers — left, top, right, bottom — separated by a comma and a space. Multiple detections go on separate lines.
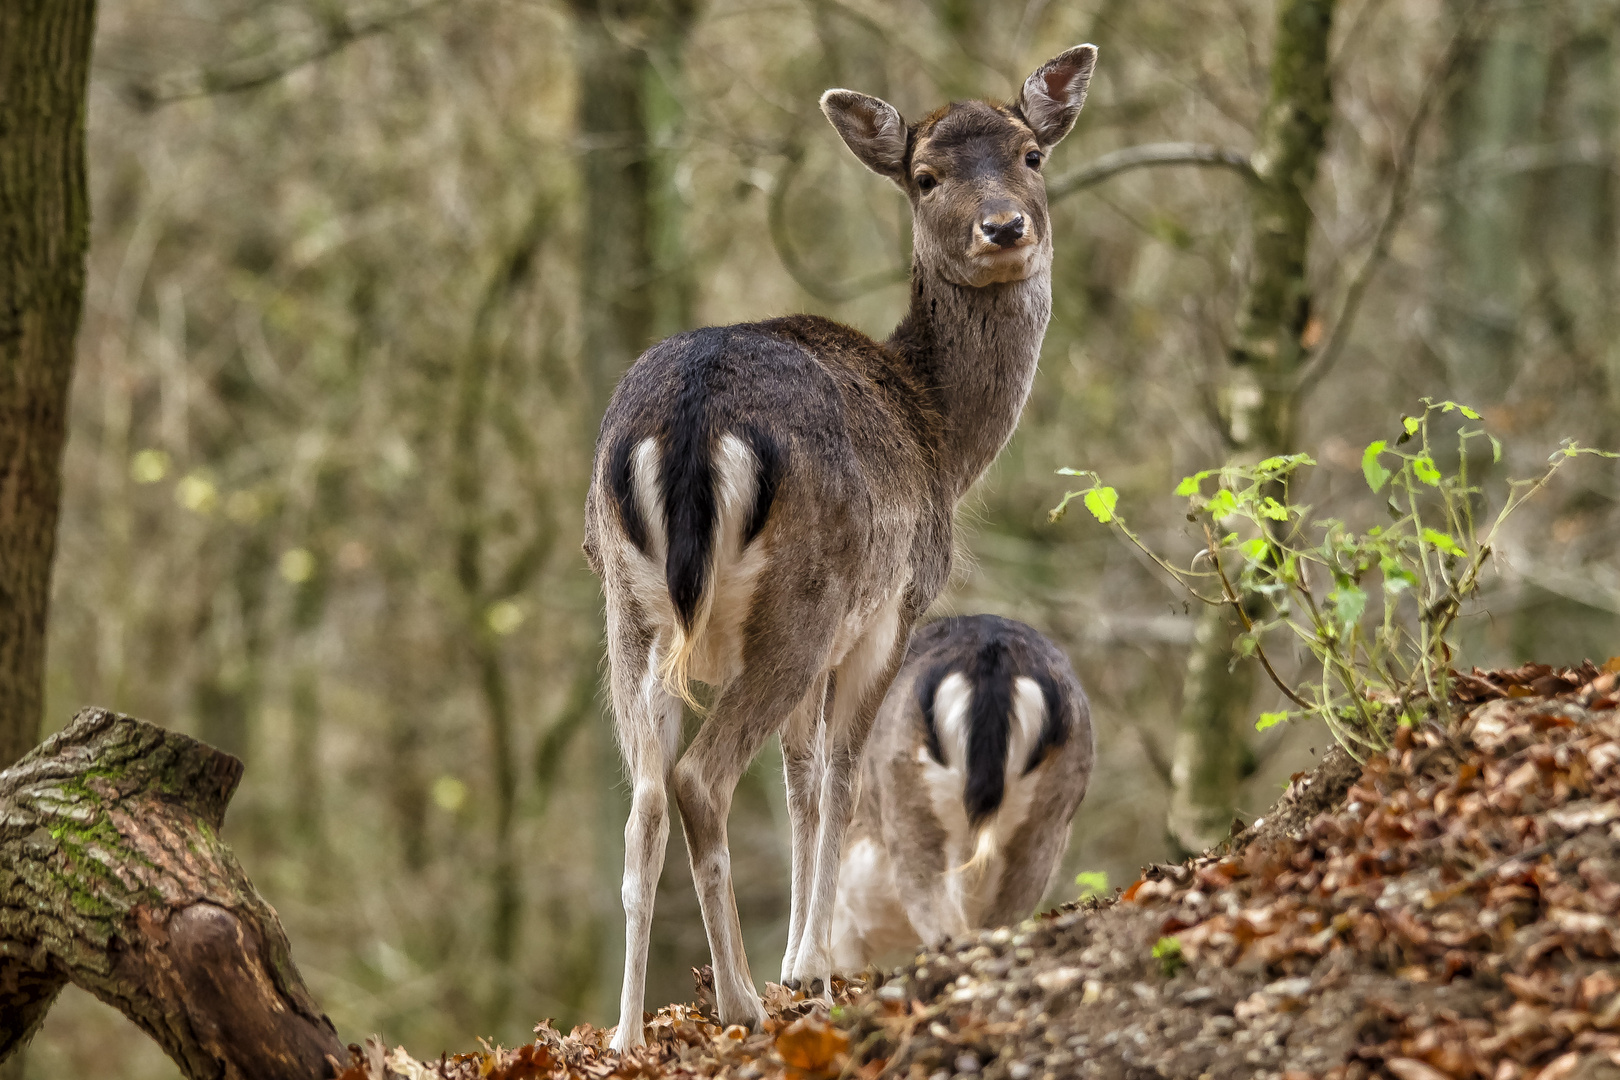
592, 320, 941, 694
831, 615, 1094, 969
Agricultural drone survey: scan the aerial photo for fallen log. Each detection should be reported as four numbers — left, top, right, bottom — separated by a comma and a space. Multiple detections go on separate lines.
0, 707, 344, 1078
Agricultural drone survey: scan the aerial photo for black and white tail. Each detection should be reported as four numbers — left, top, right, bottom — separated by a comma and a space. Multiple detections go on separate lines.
606, 330, 786, 703
915, 618, 1070, 866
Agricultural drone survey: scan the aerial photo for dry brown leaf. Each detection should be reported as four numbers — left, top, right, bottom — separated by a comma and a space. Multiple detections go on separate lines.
776, 1015, 849, 1078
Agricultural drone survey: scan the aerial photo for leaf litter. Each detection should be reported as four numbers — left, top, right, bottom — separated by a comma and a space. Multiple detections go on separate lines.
338, 660, 1620, 1080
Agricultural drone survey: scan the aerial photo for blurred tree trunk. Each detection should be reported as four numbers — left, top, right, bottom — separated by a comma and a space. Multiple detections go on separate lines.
1503, 6, 1620, 665
572, 0, 700, 411
1168, 0, 1335, 855
450, 192, 560, 1031
0, 1, 96, 774
568, 0, 701, 1022
1525, 4, 1617, 429
1438, 2, 1552, 404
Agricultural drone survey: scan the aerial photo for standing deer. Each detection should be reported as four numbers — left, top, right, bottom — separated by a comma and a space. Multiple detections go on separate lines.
828, 615, 1093, 969
582, 44, 1098, 1051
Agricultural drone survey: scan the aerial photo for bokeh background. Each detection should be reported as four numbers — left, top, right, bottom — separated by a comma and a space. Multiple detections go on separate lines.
28, 0, 1620, 1074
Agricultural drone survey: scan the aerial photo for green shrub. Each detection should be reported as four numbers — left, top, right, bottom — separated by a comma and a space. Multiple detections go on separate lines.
1053, 400, 1613, 756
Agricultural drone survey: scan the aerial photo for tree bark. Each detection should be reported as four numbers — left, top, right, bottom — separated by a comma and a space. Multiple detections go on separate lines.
1437, 0, 1551, 404
0, 708, 344, 1078
570, 0, 700, 414
1169, 0, 1335, 855
0, 0, 97, 770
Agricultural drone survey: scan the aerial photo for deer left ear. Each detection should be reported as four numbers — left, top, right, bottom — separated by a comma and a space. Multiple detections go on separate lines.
1019, 44, 1097, 148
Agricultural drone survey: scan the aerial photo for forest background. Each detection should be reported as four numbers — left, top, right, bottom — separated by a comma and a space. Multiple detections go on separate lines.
17, 0, 1620, 1074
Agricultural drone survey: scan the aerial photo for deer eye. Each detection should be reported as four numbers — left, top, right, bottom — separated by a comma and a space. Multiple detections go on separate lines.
1025, 150, 1042, 169
915, 173, 937, 193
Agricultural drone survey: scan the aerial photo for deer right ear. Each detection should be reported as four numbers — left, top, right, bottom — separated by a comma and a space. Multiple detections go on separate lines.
1019, 44, 1098, 148
820, 90, 908, 182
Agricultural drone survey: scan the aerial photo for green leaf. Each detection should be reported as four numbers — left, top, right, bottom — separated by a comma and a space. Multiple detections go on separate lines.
1488, 433, 1502, 463
1175, 470, 1213, 497
1329, 585, 1367, 635
1204, 489, 1238, 519
1152, 936, 1186, 976
1259, 497, 1290, 521
1239, 537, 1269, 561
1381, 559, 1417, 594
1255, 710, 1289, 732
1403, 416, 1421, 436
1422, 527, 1465, 557
1083, 486, 1118, 524
1361, 441, 1390, 492
1075, 871, 1109, 898
1412, 456, 1441, 486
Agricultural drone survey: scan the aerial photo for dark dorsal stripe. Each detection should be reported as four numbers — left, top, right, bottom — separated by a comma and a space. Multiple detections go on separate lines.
1022, 669, 1069, 775
660, 330, 724, 632
738, 422, 786, 547
608, 433, 648, 555
962, 639, 1016, 827
915, 660, 952, 768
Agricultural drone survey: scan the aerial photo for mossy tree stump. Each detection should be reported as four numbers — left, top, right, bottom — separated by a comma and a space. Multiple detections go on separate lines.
0, 708, 344, 1078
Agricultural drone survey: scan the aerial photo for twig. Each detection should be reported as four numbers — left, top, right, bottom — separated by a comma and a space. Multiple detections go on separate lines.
123, 0, 447, 109
767, 143, 910, 303
1201, 522, 1314, 713
1047, 142, 1257, 202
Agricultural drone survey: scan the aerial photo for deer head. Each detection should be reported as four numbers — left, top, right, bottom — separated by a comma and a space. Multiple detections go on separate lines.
820, 45, 1097, 289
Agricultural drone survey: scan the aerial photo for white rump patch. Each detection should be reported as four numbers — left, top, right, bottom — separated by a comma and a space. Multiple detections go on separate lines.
931, 672, 972, 768
1006, 676, 1047, 781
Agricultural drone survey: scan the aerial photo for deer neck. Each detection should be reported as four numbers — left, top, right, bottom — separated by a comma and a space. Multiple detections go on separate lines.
888, 259, 1052, 499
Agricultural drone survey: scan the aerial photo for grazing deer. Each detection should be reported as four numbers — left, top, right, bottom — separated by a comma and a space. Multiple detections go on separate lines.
828, 615, 1093, 969
582, 44, 1098, 1051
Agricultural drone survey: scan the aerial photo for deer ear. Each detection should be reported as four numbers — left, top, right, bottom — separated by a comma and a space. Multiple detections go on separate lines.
1019, 44, 1097, 148
820, 89, 908, 181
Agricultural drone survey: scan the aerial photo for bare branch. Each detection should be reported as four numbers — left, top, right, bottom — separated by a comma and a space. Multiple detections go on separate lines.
1047, 143, 1257, 202
767, 144, 909, 304
123, 0, 446, 110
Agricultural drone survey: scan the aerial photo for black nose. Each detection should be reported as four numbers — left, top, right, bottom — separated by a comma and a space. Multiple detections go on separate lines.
981, 214, 1025, 248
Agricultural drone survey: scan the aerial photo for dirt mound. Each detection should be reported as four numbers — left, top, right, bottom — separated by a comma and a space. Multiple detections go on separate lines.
342, 661, 1620, 1080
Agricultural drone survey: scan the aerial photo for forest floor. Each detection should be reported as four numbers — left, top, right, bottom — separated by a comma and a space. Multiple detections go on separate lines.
342, 661, 1620, 1080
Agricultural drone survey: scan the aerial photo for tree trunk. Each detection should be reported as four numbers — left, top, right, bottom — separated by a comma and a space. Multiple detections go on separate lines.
1437, 1, 1552, 403
0, 0, 96, 770
1169, 0, 1335, 855
0, 708, 344, 1078
570, 0, 700, 413
567, 0, 700, 1021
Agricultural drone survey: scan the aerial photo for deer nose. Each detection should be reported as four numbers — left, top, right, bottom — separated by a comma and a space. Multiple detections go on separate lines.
980, 214, 1025, 248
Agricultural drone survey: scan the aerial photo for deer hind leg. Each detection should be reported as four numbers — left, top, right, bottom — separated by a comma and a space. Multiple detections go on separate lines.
608, 627, 683, 1054
672, 656, 820, 1031
779, 673, 831, 984
789, 615, 909, 991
